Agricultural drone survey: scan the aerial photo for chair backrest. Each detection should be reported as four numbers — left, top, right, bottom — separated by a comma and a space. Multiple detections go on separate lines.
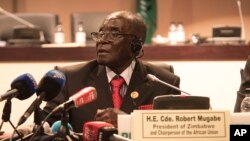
153, 62, 174, 73
70, 12, 110, 43
0, 13, 59, 43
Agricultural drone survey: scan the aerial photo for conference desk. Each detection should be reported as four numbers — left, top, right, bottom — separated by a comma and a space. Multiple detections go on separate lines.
0, 44, 249, 134
0, 44, 250, 140
0, 44, 250, 62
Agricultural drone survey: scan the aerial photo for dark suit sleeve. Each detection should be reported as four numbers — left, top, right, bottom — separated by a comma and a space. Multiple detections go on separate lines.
234, 55, 250, 112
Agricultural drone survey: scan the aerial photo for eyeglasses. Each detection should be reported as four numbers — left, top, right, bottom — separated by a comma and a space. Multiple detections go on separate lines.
91, 31, 137, 42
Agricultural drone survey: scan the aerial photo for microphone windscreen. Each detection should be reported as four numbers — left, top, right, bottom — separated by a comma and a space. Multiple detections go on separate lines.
10, 73, 37, 100
51, 120, 73, 134
48, 87, 97, 115
71, 86, 97, 108
83, 121, 117, 141
36, 69, 66, 101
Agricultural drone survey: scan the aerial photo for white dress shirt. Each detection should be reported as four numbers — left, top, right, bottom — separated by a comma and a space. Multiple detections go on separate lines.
106, 60, 136, 97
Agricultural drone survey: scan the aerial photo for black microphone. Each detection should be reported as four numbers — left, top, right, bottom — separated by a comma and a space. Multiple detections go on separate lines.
0, 73, 37, 102
83, 121, 131, 141
147, 74, 211, 110
147, 74, 191, 95
17, 69, 66, 126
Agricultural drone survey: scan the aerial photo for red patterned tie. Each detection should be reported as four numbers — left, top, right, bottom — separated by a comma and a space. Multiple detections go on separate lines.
110, 76, 124, 109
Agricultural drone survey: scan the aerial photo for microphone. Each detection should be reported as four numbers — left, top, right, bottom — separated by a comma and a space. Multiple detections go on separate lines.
17, 69, 66, 126
147, 74, 211, 110
83, 121, 131, 141
147, 74, 191, 95
51, 120, 73, 134
83, 121, 116, 141
50, 120, 82, 140
50, 86, 97, 114
28, 86, 97, 141
0, 73, 37, 102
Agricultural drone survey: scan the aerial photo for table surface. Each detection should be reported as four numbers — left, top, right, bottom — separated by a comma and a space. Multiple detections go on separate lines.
0, 44, 250, 62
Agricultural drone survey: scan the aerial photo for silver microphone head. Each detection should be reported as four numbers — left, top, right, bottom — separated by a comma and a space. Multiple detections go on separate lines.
146, 74, 159, 81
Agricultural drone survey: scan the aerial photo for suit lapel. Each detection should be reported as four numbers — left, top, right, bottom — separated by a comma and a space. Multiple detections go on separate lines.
121, 61, 153, 113
88, 65, 113, 108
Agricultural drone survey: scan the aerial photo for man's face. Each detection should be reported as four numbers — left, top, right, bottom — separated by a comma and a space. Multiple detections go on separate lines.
96, 18, 134, 69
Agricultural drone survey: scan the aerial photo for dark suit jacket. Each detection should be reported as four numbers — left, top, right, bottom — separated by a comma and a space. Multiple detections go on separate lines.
42, 60, 180, 132
234, 55, 250, 112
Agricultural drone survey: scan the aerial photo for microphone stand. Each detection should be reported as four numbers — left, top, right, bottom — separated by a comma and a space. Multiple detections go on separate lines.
52, 106, 80, 141
54, 106, 71, 141
21, 107, 45, 141
0, 99, 23, 140
32, 107, 44, 134
20, 107, 49, 141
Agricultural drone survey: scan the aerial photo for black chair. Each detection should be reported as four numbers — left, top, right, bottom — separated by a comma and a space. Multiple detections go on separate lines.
152, 62, 174, 73
0, 13, 59, 44
70, 12, 110, 44
144, 62, 175, 76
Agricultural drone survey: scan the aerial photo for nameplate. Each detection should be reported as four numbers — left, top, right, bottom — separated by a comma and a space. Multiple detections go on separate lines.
118, 114, 132, 139
131, 110, 230, 141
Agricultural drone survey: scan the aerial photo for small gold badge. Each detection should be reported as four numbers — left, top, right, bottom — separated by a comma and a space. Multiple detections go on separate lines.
130, 91, 139, 99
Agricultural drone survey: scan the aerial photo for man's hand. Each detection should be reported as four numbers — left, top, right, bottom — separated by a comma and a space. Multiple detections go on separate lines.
94, 108, 127, 127
0, 132, 12, 140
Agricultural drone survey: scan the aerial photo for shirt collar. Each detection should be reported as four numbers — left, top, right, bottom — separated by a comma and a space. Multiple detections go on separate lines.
106, 60, 136, 85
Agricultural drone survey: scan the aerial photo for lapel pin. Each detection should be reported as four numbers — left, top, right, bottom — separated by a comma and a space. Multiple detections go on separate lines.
130, 91, 139, 99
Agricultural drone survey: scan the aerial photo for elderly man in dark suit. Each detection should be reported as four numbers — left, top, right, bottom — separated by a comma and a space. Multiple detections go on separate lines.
42, 11, 180, 132
234, 55, 250, 112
